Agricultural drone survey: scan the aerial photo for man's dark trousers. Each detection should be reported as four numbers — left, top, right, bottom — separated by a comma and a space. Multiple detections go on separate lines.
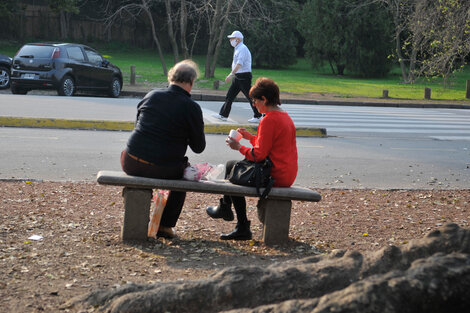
219, 72, 262, 118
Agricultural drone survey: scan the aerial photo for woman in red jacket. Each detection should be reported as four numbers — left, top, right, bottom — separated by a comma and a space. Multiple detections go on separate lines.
206, 77, 298, 240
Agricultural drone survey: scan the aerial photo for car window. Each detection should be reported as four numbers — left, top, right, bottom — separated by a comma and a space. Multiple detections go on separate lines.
66, 47, 85, 61
84, 48, 103, 66
17, 45, 55, 58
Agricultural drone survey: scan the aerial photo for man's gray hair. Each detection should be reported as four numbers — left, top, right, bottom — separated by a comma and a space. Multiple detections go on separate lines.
167, 59, 200, 84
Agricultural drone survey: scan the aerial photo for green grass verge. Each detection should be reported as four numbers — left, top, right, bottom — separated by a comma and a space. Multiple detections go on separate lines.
2, 41, 469, 100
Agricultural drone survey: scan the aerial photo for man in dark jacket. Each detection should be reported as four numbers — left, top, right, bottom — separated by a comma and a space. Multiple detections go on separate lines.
121, 60, 205, 238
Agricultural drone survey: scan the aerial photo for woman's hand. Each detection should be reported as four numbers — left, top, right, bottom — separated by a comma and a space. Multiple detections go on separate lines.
226, 137, 241, 151
237, 128, 253, 140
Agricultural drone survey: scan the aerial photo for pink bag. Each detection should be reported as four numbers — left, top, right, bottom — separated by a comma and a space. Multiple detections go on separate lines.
148, 189, 169, 238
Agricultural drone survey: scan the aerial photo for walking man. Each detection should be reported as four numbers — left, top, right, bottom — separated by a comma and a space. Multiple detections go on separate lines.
213, 31, 262, 123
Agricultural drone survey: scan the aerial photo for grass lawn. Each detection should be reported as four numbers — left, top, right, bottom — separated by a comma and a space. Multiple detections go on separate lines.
101, 49, 470, 101
2, 42, 469, 101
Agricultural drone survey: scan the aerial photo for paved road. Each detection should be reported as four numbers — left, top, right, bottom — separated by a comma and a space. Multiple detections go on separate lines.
1, 94, 469, 188
1, 127, 468, 189
2, 94, 470, 138
288, 104, 470, 138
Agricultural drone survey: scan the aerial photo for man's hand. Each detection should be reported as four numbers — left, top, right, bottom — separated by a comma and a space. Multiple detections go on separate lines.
225, 73, 234, 83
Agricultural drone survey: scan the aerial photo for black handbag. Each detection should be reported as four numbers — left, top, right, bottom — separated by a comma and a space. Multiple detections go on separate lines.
228, 150, 275, 199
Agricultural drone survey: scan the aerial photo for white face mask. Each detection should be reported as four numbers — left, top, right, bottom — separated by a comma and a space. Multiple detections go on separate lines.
230, 39, 238, 47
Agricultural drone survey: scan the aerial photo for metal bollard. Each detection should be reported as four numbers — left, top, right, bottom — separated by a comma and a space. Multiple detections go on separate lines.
424, 87, 431, 100
130, 65, 136, 86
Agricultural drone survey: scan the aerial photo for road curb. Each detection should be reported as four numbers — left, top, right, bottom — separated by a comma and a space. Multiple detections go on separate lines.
0, 116, 327, 137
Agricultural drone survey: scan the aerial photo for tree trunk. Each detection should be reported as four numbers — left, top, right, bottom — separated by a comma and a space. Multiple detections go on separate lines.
408, 47, 418, 83
328, 59, 336, 75
395, 32, 409, 82
180, 0, 189, 59
204, 0, 233, 78
204, 0, 223, 78
59, 10, 67, 39
336, 64, 345, 76
208, 4, 232, 77
189, 14, 202, 58
165, 0, 179, 63
68, 224, 470, 313
142, 0, 167, 76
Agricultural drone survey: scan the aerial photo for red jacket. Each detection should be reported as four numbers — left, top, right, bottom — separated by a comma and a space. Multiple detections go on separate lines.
239, 110, 298, 187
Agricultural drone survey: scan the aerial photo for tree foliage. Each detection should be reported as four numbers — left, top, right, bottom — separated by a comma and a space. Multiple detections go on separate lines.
104, 0, 169, 75
246, 1, 299, 68
298, 0, 348, 75
409, 0, 470, 82
380, 0, 470, 83
298, 0, 393, 77
0, 0, 21, 38
218, 0, 299, 69
47, 0, 82, 39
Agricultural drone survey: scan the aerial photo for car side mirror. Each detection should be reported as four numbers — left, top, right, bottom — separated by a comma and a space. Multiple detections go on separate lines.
102, 59, 110, 67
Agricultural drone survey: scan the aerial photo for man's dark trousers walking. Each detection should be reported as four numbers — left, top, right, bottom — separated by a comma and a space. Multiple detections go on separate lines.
219, 72, 261, 119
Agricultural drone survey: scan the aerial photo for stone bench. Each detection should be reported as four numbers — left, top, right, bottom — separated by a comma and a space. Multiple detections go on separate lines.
96, 170, 321, 245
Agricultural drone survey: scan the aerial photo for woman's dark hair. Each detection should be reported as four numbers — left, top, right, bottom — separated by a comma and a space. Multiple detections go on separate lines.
168, 59, 199, 84
249, 77, 280, 106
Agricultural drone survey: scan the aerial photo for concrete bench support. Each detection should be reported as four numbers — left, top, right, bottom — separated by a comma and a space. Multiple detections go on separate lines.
97, 170, 321, 245
122, 187, 152, 241
258, 199, 292, 245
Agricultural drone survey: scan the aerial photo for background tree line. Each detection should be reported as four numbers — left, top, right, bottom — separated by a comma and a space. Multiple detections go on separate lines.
1, 0, 469, 82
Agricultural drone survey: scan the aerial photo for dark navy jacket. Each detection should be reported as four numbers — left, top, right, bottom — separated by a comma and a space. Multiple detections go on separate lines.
126, 84, 205, 165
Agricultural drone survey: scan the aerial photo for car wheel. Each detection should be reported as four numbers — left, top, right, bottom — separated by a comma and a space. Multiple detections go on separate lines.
0, 66, 11, 89
108, 77, 121, 98
58, 76, 75, 96
11, 84, 28, 95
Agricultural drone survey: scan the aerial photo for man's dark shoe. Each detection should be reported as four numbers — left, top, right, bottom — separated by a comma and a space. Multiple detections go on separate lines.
220, 221, 252, 240
157, 226, 176, 239
206, 199, 234, 221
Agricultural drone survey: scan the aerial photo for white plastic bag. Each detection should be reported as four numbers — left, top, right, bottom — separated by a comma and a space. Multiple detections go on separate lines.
184, 163, 225, 181
148, 189, 169, 238
204, 164, 225, 181
183, 163, 212, 181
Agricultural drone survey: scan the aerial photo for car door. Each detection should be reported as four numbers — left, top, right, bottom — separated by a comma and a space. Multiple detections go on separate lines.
64, 46, 89, 87
83, 47, 113, 89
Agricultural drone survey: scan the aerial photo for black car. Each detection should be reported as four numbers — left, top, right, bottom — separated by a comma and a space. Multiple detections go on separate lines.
0, 54, 12, 89
11, 43, 122, 97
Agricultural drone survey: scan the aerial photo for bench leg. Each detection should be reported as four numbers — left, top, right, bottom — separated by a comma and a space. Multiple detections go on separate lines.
257, 199, 292, 246
121, 187, 152, 241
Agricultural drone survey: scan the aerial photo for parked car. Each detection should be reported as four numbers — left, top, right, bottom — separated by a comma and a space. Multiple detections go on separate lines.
10, 43, 122, 97
0, 54, 12, 89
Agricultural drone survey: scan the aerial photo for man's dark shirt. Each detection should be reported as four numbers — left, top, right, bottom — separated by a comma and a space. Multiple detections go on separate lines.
126, 84, 205, 165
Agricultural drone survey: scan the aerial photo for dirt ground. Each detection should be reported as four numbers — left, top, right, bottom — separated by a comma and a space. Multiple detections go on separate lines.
0, 181, 469, 312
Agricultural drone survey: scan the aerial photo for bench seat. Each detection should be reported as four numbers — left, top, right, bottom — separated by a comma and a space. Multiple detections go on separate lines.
97, 170, 321, 245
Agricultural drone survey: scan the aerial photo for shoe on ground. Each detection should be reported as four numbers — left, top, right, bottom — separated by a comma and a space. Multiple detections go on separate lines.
248, 116, 262, 123
212, 113, 228, 121
157, 226, 176, 239
206, 199, 234, 221
220, 221, 252, 240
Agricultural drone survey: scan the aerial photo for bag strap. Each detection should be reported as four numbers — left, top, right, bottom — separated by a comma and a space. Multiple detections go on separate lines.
258, 176, 274, 200
254, 161, 275, 200
251, 149, 274, 200
250, 149, 257, 162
